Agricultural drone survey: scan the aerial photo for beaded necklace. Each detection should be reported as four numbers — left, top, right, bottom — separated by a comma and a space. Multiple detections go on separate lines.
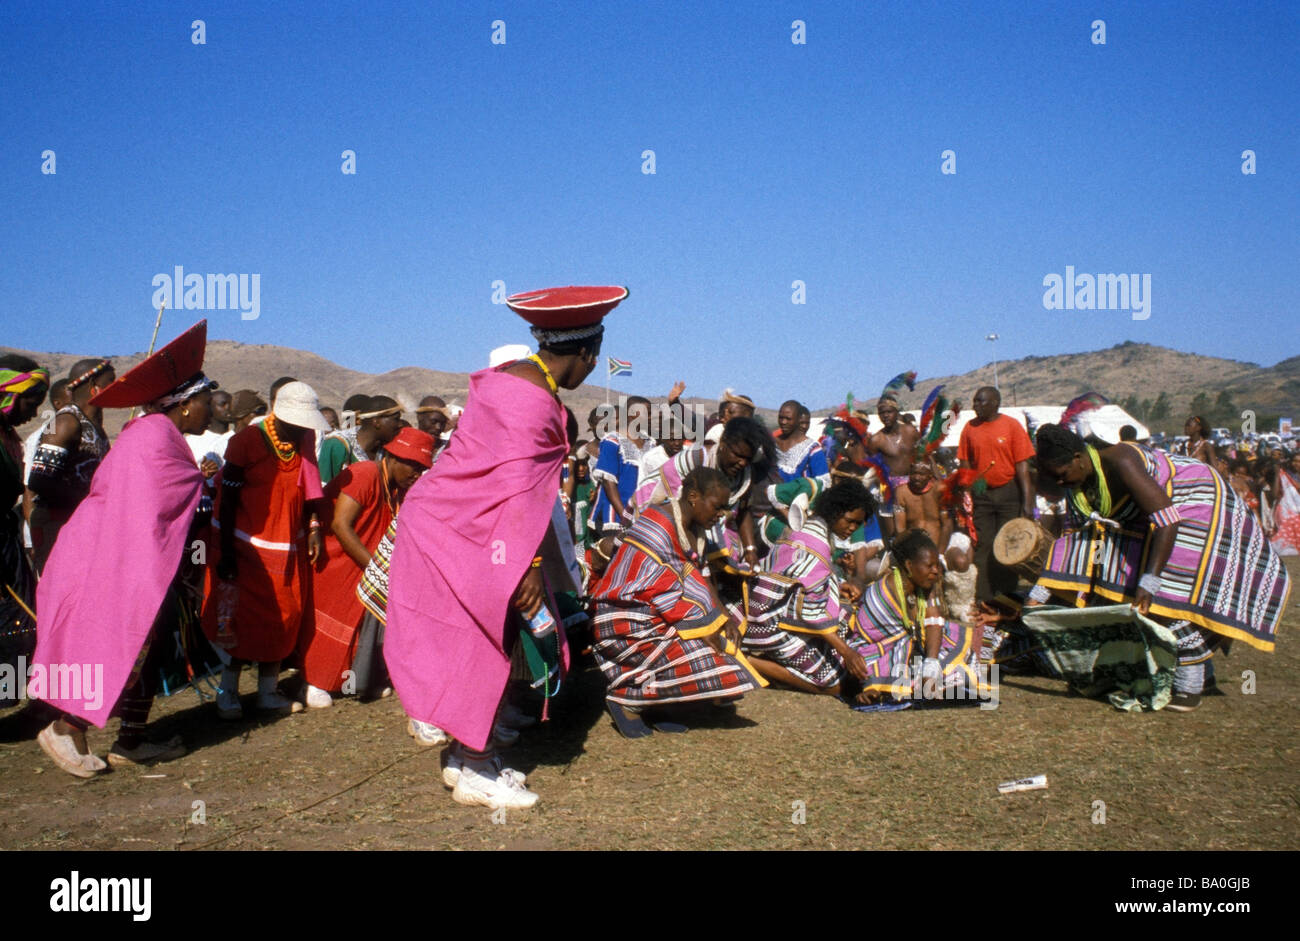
890, 567, 928, 642
1069, 445, 1112, 518
261, 417, 298, 462
525, 354, 559, 396
379, 457, 399, 516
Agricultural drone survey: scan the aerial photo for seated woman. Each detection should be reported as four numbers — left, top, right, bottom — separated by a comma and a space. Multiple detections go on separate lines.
742, 478, 875, 696
299, 427, 434, 707
1016, 423, 1291, 711
588, 467, 761, 738
845, 528, 983, 706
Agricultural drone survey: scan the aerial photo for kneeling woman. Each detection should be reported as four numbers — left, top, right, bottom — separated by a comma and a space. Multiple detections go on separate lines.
299, 427, 434, 707
743, 478, 874, 696
846, 528, 982, 705
589, 467, 761, 738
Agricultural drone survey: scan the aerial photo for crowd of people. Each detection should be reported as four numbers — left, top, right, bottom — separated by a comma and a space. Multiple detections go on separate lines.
0, 287, 1294, 810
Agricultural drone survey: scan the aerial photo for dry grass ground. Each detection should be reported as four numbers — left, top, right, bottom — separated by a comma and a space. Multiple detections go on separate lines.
2, 558, 1297, 852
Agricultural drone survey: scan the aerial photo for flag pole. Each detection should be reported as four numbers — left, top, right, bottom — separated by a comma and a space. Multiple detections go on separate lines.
605, 356, 610, 406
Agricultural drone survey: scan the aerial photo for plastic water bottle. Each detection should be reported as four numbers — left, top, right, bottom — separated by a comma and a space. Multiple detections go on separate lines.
526, 606, 556, 639
214, 581, 239, 650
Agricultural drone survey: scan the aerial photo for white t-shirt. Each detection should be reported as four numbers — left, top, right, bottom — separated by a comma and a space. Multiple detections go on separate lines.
186, 428, 233, 469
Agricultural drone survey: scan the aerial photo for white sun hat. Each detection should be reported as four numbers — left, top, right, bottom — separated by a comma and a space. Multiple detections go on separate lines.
271, 381, 333, 434
489, 343, 532, 368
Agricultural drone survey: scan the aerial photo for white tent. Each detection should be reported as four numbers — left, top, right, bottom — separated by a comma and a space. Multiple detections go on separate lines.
810, 404, 1149, 447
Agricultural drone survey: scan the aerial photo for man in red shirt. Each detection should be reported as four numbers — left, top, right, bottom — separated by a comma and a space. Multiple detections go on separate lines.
957, 386, 1036, 601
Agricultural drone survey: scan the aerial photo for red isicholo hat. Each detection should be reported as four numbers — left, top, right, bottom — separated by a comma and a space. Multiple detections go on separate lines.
90, 320, 213, 409
505, 285, 628, 342
383, 427, 435, 468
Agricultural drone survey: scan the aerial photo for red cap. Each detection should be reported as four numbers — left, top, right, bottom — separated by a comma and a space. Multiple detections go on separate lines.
91, 320, 209, 409
383, 427, 435, 468
505, 285, 628, 329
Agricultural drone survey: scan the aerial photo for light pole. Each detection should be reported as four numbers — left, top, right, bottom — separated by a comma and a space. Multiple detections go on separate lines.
985, 333, 1000, 391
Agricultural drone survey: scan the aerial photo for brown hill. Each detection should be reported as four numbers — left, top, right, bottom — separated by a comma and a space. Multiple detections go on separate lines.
829, 341, 1300, 435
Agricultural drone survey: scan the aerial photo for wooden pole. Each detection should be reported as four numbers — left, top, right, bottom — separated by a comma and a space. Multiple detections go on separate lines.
147, 298, 166, 356
134, 299, 166, 418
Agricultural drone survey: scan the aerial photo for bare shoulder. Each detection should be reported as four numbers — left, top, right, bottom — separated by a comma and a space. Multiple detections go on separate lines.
500, 361, 551, 393
42, 412, 80, 445
1101, 443, 1142, 470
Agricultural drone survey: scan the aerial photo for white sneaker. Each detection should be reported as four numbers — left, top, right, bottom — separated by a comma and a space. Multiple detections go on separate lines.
407, 718, 449, 746
441, 749, 525, 789
304, 684, 333, 709
451, 762, 539, 810
498, 702, 538, 730
492, 723, 520, 747
37, 723, 106, 778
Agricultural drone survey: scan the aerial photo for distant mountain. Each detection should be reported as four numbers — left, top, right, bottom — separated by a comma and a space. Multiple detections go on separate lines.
825, 342, 1300, 435
6, 338, 1296, 440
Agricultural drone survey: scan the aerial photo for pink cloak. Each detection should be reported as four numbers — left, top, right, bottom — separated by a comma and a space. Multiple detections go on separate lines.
386, 368, 567, 750
31, 413, 203, 726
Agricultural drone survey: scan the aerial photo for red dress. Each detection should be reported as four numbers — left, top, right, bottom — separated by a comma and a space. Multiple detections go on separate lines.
202, 425, 320, 662
298, 461, 394, 691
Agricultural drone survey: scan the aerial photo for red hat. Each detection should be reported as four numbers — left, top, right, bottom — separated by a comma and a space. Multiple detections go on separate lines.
506, 285, 628, 340
91, 320, 212, 409
383, 427, 435, 468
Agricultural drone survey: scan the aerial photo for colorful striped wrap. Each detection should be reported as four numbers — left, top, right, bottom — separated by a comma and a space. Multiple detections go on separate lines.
741, 516, 847, 688
845, 576, 981, 700
1037, 444, 1291, 652
589, 504, 759, 706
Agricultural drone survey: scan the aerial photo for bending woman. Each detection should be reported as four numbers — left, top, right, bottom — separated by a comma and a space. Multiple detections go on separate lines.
299, 427, 433, 707
1027, 423, 1290, 710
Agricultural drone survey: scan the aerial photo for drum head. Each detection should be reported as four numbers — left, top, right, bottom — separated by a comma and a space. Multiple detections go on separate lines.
994, 517, 1043, 567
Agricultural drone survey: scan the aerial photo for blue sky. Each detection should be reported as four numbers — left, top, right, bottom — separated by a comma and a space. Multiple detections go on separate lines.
2, 0, 1296, 409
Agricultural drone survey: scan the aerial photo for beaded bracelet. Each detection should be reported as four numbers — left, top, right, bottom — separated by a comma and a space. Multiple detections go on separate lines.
530, 555, 543, 569
1028, 584, 1051, 604
1138, 572, 1163, 596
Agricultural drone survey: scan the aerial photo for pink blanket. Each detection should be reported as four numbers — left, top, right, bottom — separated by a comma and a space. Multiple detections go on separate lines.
31, 413, 203, 726
386, 368, 567, 750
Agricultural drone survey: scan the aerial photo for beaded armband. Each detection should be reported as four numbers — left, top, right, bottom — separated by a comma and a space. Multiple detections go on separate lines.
30, 443, 69, 475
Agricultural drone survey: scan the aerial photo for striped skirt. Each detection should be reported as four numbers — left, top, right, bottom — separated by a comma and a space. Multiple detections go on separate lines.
592, 610, 758, 706
845, 614, 979, 701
